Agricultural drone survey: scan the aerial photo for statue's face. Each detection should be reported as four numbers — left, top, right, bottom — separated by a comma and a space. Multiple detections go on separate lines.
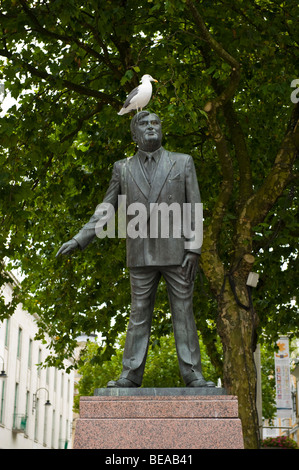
133, 113, 162, 151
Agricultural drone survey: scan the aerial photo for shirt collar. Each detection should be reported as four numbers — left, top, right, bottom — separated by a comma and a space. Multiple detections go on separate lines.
138, 146, 162, 163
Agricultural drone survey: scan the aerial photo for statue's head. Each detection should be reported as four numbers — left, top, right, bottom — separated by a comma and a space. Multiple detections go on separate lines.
130, 111, 162, 152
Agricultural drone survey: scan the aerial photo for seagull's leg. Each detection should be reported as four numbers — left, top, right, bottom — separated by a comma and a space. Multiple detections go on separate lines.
136, 107, 142, 120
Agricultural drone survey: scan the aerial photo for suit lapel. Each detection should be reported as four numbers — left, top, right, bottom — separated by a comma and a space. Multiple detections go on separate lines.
127, 148, 175, 204
148, 148, 174, 204
127, 153, 150, 200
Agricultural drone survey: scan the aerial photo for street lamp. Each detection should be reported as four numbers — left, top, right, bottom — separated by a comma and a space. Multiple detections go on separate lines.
32, 387, 51, 413
0, 356, 7, 378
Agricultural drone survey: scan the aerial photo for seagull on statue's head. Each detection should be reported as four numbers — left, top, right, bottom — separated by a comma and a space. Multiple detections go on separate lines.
118, 74, 158, 115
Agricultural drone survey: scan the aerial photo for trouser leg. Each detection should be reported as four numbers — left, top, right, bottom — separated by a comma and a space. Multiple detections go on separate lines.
120, 267, 161, 385
162, 265, 203, 385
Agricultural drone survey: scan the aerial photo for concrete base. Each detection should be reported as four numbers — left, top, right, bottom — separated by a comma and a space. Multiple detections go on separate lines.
73, 388, 244, 449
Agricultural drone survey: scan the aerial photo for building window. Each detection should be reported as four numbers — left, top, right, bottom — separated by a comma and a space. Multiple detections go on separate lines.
0, 381, 5, 424
59, 414, 63, 449
34, 397, 39, 441
28, 339, 32, 368
43, 403, 48, 446
25, 391, 30, 419
65, 419, 69, 449
67, 379, 70, 403
37, 348, 41, 376
61, 372, 64, 398
51, 409, 56, 448
13, 383, 19, 428
5, 318, 10, 347
17, 327, 22, 358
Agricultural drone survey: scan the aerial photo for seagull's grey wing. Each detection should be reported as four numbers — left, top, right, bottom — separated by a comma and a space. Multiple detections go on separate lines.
122, 85, 140, 108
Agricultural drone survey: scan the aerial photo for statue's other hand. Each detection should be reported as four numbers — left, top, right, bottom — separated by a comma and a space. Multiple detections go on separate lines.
181, 252, 200, 282
55, 239, 79, 257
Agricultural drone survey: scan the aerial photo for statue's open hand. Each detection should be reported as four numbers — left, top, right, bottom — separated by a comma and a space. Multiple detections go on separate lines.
181, 252, 200, 282
56, 239, 79, 257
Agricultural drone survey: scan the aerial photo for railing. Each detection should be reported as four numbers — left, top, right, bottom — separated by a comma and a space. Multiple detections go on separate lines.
58, 439, 69, 449
12, 414, 27, 433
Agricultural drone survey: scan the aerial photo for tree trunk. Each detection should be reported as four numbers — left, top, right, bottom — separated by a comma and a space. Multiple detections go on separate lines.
217, 272, 260, 449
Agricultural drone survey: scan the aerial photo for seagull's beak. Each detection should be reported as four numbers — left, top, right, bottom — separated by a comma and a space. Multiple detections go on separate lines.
152, 78, 158, 82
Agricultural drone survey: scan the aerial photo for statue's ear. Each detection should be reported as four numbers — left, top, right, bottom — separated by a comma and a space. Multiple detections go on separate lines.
132, 134, 137, 143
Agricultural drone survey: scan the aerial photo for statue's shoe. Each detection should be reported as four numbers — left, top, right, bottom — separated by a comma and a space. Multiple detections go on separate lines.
107, 378, 140, 388
187, 377, 216, 387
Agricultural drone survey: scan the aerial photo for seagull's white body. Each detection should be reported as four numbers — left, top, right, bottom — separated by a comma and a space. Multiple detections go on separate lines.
118, 74, 158, 115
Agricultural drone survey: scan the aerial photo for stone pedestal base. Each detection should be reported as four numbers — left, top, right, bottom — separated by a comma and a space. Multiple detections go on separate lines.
73, 388, 244, 449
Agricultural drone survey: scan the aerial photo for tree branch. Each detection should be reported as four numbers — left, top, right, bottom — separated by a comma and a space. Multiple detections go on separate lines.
232, 103, 299, 261
222, 101, 253, 205
186, 0, 240, 109
185, 1, 236, 281
245, 102, 299, 227
60, 101, 105, 143
0, 48, 120, 108
186, 0, 239, 69
205, 107, 234, 238
18, 0, 108, 65
80, 18, 122, 79
200, 104, 234, 292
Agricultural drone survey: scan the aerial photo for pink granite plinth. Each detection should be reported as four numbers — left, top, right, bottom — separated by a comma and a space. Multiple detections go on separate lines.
73, 392, 244, 449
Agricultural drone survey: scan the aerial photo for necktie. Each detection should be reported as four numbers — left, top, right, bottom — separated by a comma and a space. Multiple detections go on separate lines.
145, 155, 155, 182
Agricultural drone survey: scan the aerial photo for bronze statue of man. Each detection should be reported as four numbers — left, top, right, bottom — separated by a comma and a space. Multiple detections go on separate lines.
57, 111, 215, 388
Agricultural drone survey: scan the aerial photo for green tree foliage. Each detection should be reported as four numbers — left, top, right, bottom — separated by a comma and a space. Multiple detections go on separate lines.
260, 343, 277, 421
74, 332, 219, 413
0, 0, 298, 448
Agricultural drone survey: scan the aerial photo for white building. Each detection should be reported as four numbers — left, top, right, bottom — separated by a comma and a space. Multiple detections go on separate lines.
0, 272, 75, 449
262, 338, 299, 446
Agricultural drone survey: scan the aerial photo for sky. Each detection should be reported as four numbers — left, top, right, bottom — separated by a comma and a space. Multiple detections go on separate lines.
0, 85, 18, 116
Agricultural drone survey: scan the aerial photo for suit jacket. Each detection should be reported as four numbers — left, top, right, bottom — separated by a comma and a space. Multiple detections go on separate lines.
73, 147, 202, 267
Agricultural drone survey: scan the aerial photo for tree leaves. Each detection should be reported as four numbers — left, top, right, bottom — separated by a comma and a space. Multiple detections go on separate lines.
0, 0, 297, 382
